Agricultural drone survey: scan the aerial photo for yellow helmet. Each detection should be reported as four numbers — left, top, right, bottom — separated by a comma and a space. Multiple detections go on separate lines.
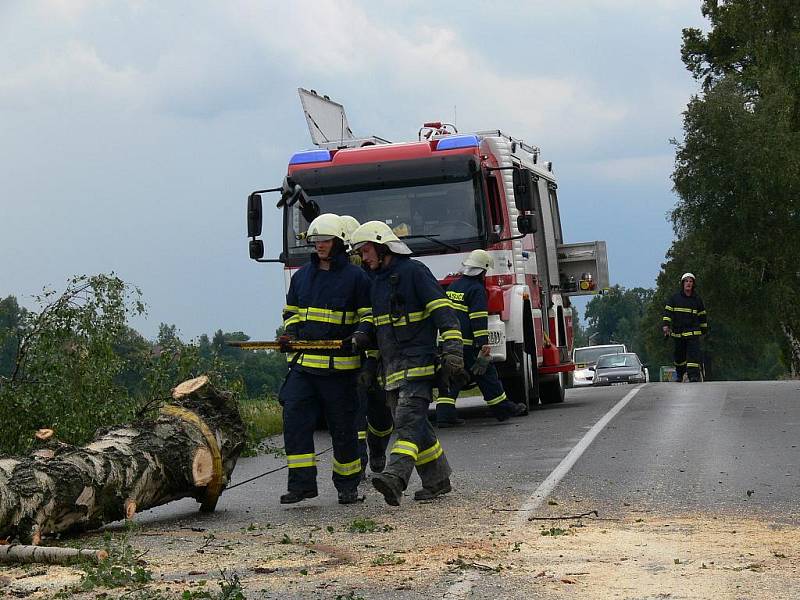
306, 213, 346, 242
350, 220, 412, 255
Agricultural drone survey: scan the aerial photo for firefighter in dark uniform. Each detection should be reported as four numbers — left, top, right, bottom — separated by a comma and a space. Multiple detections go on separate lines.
348, 220, 467, 505
278, 213, 374, 505
436, 250, 528, 426
662, 272, 708, 382
340, 215, 394, 477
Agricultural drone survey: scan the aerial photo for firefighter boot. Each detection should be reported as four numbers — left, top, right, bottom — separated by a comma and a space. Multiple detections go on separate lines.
413, 477, 452, 501
369, 452, 386, 473
279, 489, 319, 504
372, 472, 404, 506
338, 489, 362, 505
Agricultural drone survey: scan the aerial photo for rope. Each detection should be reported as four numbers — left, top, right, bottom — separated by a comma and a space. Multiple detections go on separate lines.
225, 446, 334, 490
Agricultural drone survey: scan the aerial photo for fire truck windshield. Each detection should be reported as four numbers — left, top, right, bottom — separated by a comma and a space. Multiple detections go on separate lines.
284, 178, 485, 265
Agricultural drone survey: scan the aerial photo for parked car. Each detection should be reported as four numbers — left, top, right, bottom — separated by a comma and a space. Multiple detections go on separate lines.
571, 343, 627, 387
591, 352, 647, 386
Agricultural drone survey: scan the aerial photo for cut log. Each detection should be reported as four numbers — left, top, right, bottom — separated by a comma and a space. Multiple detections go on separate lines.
0, 544, 108, 565
0, 376, 245, 543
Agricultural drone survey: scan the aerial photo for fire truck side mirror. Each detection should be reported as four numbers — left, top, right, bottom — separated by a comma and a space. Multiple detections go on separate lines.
517, 214, 537, 235
248, 193, 263, 237
249, 239, 265, 260
512, 166, 535, 212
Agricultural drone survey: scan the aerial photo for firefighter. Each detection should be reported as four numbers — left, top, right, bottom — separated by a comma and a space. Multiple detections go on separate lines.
662, 272, 708, 382
437, 249, 528, 426
348, 220, 467, 505
340, 215, 393, 477
278, 213, 374, 505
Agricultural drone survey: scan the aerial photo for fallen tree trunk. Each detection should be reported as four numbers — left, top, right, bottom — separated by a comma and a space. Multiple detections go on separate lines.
0, 376, 245, 543
0, 544, 108, 565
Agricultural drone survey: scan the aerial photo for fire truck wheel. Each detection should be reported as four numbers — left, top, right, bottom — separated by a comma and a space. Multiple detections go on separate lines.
540, 373, 565, 404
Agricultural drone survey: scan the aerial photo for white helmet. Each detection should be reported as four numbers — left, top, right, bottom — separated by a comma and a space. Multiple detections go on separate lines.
350, 220, 412, 255
306, 213, 346, 242
680, 272, 696, 283
462, 249, 494, 276
339, 215, 361, 243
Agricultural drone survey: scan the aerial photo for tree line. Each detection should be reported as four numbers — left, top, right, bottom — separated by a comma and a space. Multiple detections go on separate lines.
0, 276, 287, 456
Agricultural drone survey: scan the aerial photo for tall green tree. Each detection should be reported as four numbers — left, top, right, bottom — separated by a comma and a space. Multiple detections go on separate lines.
670, 0, 800, 375
584, 285, 654, 360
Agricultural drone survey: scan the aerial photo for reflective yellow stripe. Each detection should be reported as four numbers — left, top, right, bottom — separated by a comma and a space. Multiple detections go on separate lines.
287, 453, 316, 469
332, 457, 362, 476
664, 305, 674, 311
365, 349, 380, 359
686, 362, 701, 368
357, 307, 372, 317
452, 303, 468, 313
486, 392, 507, 406
469, 311, 488, 319
284, 304, 300, 314
299, 306, 358, 325
289, 353, 362, 370
284, 314, 301, 326
674, 361, 687, 366
673, 307, 693, 313
472, 329, 489, 338
385, 364, 436, 385
662, 316, 672, 322
700, 323, 708, 328
440, 329, 463, 341
358, 430, 367, 440
368, 423, 393, 437
357, 307, 374, 324
462, 338, 473, 345
415, 441, 443, 466
391, 440, 419, 460
436, 396, 456, 406
425, 298, 452, 315
698, 310, 707, 316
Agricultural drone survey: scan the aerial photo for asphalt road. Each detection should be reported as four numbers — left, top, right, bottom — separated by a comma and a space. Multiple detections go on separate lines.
130, 380, 800, 598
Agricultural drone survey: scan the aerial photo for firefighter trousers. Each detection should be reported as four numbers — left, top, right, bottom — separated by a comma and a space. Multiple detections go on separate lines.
279, 369, 361, 494
355, 385, 393, 472
436, 348, 517, 422
673, 337, 702, 382
384, 380, 451, 490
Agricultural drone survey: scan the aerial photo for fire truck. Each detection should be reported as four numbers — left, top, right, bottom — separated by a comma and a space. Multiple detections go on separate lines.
246, 89, 608, 409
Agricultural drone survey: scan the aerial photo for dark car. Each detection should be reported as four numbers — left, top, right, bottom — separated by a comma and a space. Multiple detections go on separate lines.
591, 353, 647, 386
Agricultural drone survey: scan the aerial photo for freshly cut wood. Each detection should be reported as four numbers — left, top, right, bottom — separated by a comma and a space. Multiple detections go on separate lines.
0, 544, 108, 565
0, 376, 245, 543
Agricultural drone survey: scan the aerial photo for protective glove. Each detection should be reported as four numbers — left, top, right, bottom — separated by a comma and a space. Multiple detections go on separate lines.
357, 366, 376, 391
346, 331, 372, 354
439, 353, 469, 390
278, 334, 295, 353
471, 353, 491, 376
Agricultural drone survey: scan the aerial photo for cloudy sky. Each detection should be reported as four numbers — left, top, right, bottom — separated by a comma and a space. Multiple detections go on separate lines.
1, 0, 707, 340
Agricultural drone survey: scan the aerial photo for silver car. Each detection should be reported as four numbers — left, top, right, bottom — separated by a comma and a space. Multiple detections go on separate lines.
591, 353, 647, 386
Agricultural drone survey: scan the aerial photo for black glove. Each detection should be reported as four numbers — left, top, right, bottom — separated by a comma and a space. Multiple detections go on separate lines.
471, 353, 491, 376
346, 331, 371, 354
278, 334, 295, 353
439, 353, 468, 390
357, 366, 376, 391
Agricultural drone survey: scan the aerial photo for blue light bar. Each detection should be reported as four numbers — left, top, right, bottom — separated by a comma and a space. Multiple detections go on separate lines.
289, 149, 333, 165
436, 134, 480, 151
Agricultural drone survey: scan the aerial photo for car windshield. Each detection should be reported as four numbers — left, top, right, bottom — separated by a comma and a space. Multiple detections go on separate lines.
284, 179, 484, 265
574, 346, 625, 365
596, 354, 640, 369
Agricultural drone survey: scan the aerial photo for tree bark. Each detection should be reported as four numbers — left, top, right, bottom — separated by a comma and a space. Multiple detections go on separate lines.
0, 376, 245, 543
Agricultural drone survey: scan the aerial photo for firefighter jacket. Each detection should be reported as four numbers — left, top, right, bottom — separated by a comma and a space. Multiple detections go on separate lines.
662, 289, 708, 337
445, 274, 489, 350
282, 252, 373, 374
370, 256, 462, 391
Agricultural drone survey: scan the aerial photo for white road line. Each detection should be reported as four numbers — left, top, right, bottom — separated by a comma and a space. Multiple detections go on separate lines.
444, 384, 645, 598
